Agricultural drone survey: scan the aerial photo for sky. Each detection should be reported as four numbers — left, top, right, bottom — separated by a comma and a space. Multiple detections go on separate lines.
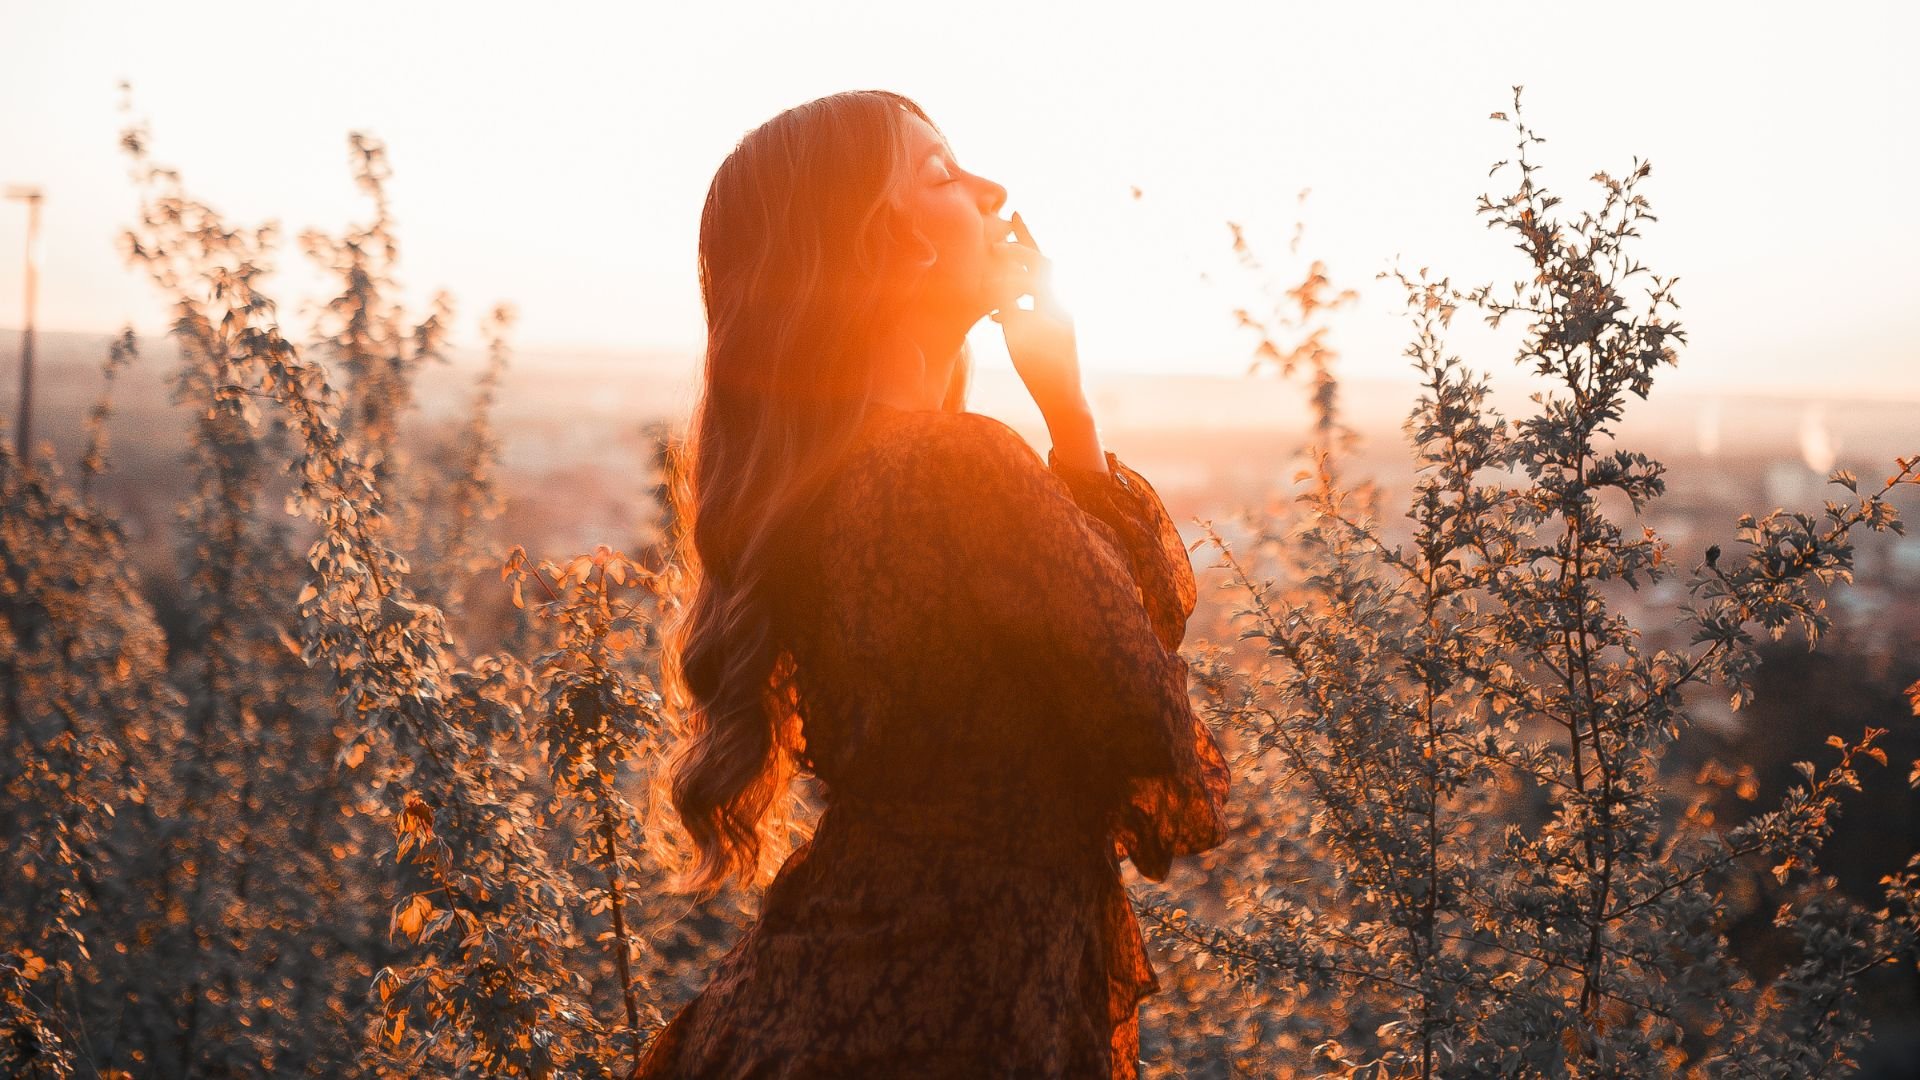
1, 0, 1915, 399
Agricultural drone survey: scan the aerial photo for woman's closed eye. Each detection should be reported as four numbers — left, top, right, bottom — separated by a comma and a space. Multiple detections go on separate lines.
930, 151, 966, 185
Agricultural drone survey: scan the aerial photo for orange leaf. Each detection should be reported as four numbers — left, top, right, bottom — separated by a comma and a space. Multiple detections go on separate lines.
393, 894, 433, 940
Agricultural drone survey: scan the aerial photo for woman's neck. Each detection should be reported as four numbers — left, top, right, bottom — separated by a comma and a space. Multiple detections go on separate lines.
869, 320, 964, 411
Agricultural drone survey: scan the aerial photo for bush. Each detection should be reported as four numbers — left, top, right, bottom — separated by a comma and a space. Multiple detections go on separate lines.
1136, 87, 1920, 1078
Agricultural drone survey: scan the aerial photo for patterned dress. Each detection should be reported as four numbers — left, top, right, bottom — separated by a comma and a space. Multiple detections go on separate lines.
633, 402, 1231, 1079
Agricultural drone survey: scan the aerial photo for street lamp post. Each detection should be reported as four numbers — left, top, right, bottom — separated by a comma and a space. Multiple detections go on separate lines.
5, 184, 43, 462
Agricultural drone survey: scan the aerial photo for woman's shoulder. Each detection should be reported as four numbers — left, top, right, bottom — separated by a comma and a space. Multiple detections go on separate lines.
814, 407, 1047, 540
858, 404, 1041, 474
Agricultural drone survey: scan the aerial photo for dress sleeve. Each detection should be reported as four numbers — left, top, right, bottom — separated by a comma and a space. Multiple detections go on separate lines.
897, 413, 1230, 882
1042, 443, 1232, 883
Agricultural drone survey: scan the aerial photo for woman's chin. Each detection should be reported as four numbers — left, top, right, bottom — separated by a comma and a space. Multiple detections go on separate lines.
924, 291, 998, 333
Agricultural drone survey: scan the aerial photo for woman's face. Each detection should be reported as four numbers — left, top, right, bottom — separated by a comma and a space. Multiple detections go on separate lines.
889, 113, 1012, 326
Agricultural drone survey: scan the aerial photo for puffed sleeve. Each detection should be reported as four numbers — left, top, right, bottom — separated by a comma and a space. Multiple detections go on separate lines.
891, 412, 1230, 881
1041, 442, 1231, 882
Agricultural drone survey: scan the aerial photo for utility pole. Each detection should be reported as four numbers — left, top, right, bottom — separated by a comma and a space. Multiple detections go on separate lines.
5, 185, 43, 462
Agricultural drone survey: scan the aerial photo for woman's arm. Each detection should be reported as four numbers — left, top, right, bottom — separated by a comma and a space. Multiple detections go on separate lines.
899, 412, 1229, 877
1043, 397, 1109, 477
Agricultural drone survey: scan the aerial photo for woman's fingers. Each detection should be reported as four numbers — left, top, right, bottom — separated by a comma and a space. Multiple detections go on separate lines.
995, 242, 1050, 283
991, 263, 1069, 318
994, 213, 1069, 327
1010, 210, 1039, 252
992, 217, 1064, 321
991, 242, 1046, 303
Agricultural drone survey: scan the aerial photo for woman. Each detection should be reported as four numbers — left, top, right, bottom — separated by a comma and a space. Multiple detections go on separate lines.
635, 89, 1231, 1079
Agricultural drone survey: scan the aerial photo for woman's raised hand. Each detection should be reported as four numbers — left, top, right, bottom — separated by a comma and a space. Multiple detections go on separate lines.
990, 211, 1087, 419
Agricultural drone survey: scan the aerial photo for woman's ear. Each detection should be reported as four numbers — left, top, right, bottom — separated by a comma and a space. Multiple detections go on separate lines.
881, 203, 937, 272
868, 217, 935, 308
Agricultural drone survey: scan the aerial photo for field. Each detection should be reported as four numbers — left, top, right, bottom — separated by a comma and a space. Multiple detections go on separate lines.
3, 92, 1919, 1079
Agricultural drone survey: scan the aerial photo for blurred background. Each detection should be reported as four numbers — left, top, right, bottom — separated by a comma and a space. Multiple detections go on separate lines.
5, 0, 1916, 598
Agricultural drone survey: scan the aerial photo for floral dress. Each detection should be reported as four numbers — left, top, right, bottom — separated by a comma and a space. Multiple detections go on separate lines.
633, 402, 1231, 1079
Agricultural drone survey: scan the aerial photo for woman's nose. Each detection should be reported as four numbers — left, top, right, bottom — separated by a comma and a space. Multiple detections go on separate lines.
977, 175, 1007, 215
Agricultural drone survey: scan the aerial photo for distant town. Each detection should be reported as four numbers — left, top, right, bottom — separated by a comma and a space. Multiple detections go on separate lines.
10, 327, 1917, 674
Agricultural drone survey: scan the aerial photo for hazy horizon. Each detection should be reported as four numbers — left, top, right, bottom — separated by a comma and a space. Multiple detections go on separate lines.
3, 0, 1916, 399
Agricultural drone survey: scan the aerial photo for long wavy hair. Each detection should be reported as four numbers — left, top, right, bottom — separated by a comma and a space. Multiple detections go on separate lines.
650, 90, 975, 900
